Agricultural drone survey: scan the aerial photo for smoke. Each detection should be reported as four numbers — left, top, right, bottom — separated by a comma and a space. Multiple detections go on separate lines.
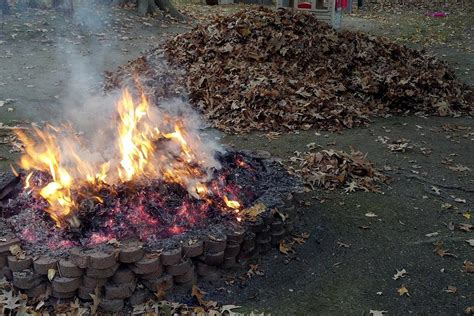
22, 1, 223, 193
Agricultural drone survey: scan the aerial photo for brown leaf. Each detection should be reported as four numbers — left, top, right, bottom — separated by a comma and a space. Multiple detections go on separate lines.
433, 241, 458, 258
89, 286, 101, 315
192, 285, 217, 308
462, 261, 474, 273
397, 285, 410, 296
155, 283, 167, 300
279, 240, 295, 256
444, 286, 457, 294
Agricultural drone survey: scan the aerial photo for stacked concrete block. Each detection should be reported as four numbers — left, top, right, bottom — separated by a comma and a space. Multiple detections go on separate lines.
2, 212, 294, 312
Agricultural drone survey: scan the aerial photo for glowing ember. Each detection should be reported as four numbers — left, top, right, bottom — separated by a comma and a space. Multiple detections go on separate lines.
15, 88, 242, 228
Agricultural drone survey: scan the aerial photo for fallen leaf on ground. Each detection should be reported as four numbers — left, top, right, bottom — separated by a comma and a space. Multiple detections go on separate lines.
444, 286, 457, 294
370, 310, 388, 316
47, 269, 56, 281
279, 240, 295, 256
392, 269, 407, 280
466, 239, 474, 247
241, 203, 266, 219
465, 306, 474, 314
459, 223, 473, 232
365, 212, 378, 218
246, 264, 264, 278
292, 232, 310, 244
192, 285, 217, 308
431, 186, 441, 195
221, 305, 241, 314
397, 286, 410, 296
0, 290, 22, 311
433, 241, 458, 258
89, 287, 101, 315
155, 283, 167, 301
462, 261, 474, 273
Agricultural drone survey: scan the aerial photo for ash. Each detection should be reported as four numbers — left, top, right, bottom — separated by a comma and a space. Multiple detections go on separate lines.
1, 151, 300, 256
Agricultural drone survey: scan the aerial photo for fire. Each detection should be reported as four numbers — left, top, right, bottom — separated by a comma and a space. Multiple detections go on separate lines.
16, 88, 242, 228
117, 90, 154, 182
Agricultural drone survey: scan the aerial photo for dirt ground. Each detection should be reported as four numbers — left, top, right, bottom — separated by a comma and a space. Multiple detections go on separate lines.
0, 3, 473, 315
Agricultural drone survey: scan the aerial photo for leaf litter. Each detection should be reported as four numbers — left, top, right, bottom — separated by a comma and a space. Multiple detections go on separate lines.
287, 148, 386, 192
106, 8, 473, 134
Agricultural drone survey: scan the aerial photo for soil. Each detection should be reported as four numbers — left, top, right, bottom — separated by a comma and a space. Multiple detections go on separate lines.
0, 3, 473, 315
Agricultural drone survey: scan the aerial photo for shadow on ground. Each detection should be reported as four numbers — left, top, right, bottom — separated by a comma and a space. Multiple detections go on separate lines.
0, 4, 472, 315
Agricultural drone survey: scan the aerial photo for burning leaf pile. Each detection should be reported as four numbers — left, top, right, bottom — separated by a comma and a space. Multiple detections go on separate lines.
2, 89, 299, 253
288, 148, 386, 192
106, 7, 472, 134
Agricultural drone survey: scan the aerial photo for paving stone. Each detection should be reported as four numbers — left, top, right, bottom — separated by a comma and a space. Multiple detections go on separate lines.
52, 289, 76, 299
224, 242, 241, 257
52, 276, 81, 293
246, 217, 265, 233
78, 285, 94, 301
143, 274, 173, 291
89, 251, 117, 269
257, 237, 272, 253
86, 264, 119, 278
140, 267, 163, 280
2, 267, 12, 281
196, 262, 216, 276
0, 237, 20, 253
112, 267, 135, 284
105, 282, 136, 299
165, 258, 192, 276
119, 242, 144, 263
173, 266, 194, 284
182, 240, 203, 258
0, 256, 7, 269
222, 256, 237, 269
83, 275, 108, 288
271, 219, 284, 232
33, 257, 58, 275
241, 232, 256, 252
205, 235, 227, 253
25, 282, 46, 298
129, 289, 151, 306
226, 227, 246, 244
8, 256, 32, 272
271, 229, 286, 246
58, 259, 83, 278
204, 251, 225, 266
284, 218, 294, 233
13, 270, 43, 290
131, 254, 161, 274
161, 247, 181, 266
68, 247, 89, 269
257, 225, 271, 240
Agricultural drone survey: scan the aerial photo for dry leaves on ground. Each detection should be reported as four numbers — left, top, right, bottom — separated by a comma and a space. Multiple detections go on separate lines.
462, 261, 474, 273
287, 148, 386, 192
106, 8, 473, 134
397, 285, 410, 297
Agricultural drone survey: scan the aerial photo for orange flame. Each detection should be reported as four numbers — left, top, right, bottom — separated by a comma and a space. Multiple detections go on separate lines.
15, 89, 235, 227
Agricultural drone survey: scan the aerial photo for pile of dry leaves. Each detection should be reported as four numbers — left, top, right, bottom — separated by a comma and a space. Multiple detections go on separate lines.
106, 7, 472, 133
287, 148, 386, 192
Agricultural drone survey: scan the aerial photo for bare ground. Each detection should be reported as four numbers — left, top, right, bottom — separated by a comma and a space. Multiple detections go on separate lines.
0, 3, 473, 315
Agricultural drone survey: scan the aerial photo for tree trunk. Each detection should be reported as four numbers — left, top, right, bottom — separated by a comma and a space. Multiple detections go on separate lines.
112, 0, 126, 6
138, 0, 159, 15
0, 0, 10, 15
155, 0, 184, 19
